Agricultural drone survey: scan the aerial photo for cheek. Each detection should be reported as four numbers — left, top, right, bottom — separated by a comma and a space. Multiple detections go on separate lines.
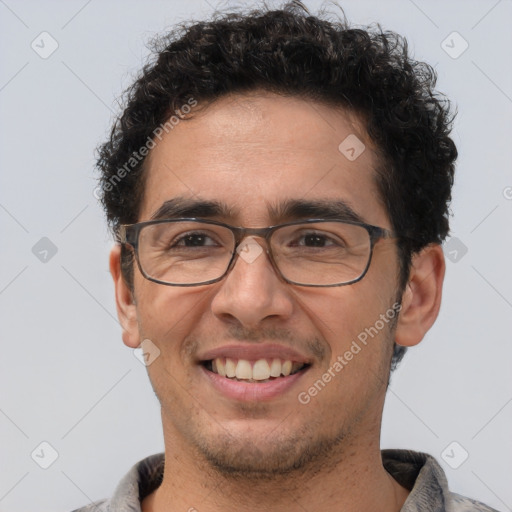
293, 285, 383, 343
135, 280, 213, 357
293, 264, 398, 371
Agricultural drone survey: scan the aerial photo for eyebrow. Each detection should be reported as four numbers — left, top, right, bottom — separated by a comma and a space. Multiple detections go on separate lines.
151, 197, 234, 220
269, 198, 364, 224
150, 196, 365, 224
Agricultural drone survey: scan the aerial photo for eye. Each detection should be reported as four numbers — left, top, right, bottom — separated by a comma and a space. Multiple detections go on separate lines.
171, 232, 219, 248
291, 231, 345, 248
297, 233, 336, 247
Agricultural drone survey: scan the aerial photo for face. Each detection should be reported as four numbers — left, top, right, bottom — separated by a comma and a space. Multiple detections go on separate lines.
117, 92, 405, 477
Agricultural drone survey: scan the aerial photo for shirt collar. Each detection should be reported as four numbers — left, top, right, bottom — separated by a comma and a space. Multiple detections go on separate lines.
104, 449, 450, 511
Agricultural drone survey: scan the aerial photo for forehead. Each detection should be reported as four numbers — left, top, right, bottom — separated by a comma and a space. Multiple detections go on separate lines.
142, 92, 388, 227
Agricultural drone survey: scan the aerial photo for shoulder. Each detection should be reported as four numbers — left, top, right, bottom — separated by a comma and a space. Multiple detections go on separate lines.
68, 453, 164, 512
382, 449, 499, 512
449, 492, 500, 512
70, 499, 108, 512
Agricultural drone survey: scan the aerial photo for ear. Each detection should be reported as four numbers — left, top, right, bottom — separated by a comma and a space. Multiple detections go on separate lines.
395, 244, 445, 347
109, 245, 140, 348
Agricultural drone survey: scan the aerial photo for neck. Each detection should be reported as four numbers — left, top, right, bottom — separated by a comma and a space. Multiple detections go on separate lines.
142, 418, 409, 512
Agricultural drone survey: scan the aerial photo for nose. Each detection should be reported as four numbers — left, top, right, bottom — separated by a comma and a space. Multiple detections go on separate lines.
210, 237, 294, 329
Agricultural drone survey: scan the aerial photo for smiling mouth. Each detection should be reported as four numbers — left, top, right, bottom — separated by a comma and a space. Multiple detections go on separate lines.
203, 358, 310, 383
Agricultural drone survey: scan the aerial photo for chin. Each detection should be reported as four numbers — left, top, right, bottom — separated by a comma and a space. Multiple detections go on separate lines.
192, 422, 348, 480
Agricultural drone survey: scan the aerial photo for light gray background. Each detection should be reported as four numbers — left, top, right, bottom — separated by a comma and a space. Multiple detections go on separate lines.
1, 0, 511, 511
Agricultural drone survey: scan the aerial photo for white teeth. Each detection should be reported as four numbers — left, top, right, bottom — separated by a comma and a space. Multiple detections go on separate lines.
210, 357, 305, 381
235, 359, 252, 379
252, 359, 271, 380
281, 360, 292, 376
225, 358, 237, 378
269, 358, 281, 377
215, 358, 226, 377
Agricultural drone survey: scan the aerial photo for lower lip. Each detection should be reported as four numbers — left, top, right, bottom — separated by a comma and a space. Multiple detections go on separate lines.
201, 365, 309, 402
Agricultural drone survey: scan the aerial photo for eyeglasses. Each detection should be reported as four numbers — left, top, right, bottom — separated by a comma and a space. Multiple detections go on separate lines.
119, 218, 395, 287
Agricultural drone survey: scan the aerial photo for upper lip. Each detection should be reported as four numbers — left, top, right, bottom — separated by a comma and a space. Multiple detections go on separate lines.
198, 344, 313, 364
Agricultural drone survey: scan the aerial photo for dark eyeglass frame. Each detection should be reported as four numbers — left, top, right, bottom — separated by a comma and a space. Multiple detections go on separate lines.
119, 217, 396, 288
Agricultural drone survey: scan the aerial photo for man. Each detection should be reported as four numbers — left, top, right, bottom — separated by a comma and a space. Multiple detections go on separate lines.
74, 2, 497, 511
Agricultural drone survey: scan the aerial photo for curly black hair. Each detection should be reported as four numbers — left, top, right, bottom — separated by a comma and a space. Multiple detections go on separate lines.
96, 1, 457, 370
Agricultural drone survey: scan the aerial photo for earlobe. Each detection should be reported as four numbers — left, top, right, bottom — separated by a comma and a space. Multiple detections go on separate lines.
109, 245, 140, 348
395, 244, 445, 348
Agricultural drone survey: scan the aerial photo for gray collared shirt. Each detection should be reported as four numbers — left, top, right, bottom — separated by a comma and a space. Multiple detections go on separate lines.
71, 449, 498, 511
